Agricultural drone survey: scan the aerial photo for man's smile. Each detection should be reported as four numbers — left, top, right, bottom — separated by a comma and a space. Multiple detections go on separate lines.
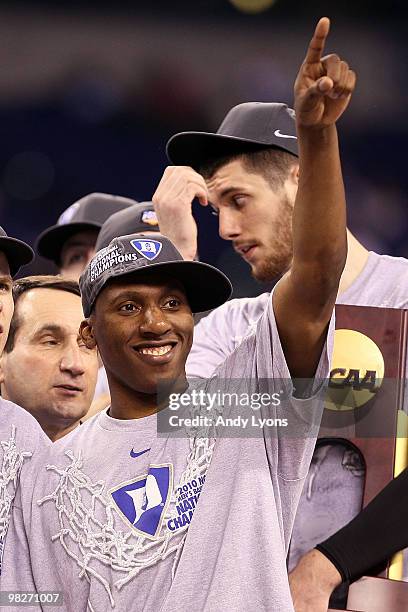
131, 341, 179, 365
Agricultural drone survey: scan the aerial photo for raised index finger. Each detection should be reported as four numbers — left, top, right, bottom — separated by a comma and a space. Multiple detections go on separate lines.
304, 17, 330, 64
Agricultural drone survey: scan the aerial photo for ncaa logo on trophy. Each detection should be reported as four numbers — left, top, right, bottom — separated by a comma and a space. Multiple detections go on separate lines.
325, 329, 385, 412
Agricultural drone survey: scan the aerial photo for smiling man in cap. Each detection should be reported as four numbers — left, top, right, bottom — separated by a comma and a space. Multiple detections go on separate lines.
2, 18, 348, 610
82, 202, 161, 414
36, 192, 137, 281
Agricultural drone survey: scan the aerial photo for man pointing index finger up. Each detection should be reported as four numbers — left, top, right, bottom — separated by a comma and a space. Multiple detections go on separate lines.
295, 17, 356, 126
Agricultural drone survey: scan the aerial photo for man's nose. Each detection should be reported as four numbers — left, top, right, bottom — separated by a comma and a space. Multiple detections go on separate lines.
139, 306, 172, 337
218, 209, 241, 241
60, 343, 86, 377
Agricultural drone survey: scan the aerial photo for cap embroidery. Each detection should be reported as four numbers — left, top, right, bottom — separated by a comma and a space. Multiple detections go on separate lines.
130, 239, 162, 261
89, 245, 138, 282
141, 210, 159, 226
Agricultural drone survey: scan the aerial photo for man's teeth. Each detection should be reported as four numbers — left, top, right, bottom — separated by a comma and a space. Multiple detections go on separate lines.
139, 345, 173, 356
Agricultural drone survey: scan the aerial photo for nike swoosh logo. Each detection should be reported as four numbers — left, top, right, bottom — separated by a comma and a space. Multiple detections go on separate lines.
274, 129, 297, 139
130, 448, 151, 458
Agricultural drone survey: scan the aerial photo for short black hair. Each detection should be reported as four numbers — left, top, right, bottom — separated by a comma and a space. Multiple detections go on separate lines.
199, 147, 298, 190
4, 275, 80, 353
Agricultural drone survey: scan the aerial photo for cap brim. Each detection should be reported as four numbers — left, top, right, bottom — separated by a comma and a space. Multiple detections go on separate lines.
91, 259, 232, 316
166, 131, 296, 169
36, 222, 102, 264
0, 236, 34, 277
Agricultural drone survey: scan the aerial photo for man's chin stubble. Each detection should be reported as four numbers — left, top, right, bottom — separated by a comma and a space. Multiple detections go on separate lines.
251, 255, 293, 283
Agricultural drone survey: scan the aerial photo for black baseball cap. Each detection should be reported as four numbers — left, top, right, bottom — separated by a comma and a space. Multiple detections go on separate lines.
166, 102, 298, 169
96, 202, 159, 252
80, 233, 232, 317
36, 193, 138, 265
0, 227, 34, 277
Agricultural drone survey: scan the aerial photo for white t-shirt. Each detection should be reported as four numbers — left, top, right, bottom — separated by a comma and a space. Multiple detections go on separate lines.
2, 291, 333, 611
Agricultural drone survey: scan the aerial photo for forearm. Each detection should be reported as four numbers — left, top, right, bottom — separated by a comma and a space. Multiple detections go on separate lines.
292, 124, 347, 292
289, 548, 342, 612
316, 467, 408, 582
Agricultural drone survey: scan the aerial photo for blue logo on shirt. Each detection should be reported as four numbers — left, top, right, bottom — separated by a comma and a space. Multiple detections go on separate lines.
130, 448, 150, 458
130, 239, 162, 261
110, 465, 172, 539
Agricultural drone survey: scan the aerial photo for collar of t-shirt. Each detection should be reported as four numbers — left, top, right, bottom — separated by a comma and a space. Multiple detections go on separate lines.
97, 407, 157, 433
96, 408, 160, 458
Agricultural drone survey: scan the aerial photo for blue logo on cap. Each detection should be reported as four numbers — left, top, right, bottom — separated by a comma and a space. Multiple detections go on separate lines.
130, 239, 162, 261
110, 465, 172, 539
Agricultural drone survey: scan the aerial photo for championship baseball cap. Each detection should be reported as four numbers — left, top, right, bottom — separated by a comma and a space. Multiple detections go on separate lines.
36, 193, 138, 265
166, 102, 298, 169
80, 233, 232, 317
96, 202, 160, 252
0, 227, 34, 277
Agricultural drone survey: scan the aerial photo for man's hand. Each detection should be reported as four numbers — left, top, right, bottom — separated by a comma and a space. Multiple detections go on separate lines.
152, 166, 209, 261
289, 549, 342, 612
294, 17, 356, 128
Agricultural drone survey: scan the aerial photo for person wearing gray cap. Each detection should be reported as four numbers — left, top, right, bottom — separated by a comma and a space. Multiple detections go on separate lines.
36, 192, 137, 281
154, 17, 408, 610
0, 228, 52, 577
2, 19, 346, 610
3, 222, 337, 610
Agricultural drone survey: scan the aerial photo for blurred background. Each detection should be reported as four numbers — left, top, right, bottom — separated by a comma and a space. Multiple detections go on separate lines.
0, 0, 406, 295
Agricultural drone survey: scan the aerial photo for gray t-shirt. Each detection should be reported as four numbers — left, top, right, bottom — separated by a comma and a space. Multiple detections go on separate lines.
0, 399, 50, 576
186, 251, 408, 576
2, 291, 333, 611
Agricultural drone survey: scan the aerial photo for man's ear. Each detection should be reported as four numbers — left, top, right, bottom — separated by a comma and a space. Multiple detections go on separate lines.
80, 319, 97, 350
289, 163, 300, 185
283, 163, 299, 207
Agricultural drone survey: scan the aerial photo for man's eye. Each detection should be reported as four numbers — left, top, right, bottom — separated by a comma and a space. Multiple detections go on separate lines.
67, 253, 86, 266
119, 303, 139, 313
42, 338, 58, 346
0, 283, 11, 292
233, 196, 246, 208
164, 298, 181, 309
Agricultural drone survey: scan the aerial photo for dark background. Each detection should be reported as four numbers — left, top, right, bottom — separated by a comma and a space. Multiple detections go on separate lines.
0, 0, 406, 295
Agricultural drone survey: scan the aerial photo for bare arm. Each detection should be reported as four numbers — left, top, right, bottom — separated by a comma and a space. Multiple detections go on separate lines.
273, 17, 356, 378
289, 549, 342, 612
